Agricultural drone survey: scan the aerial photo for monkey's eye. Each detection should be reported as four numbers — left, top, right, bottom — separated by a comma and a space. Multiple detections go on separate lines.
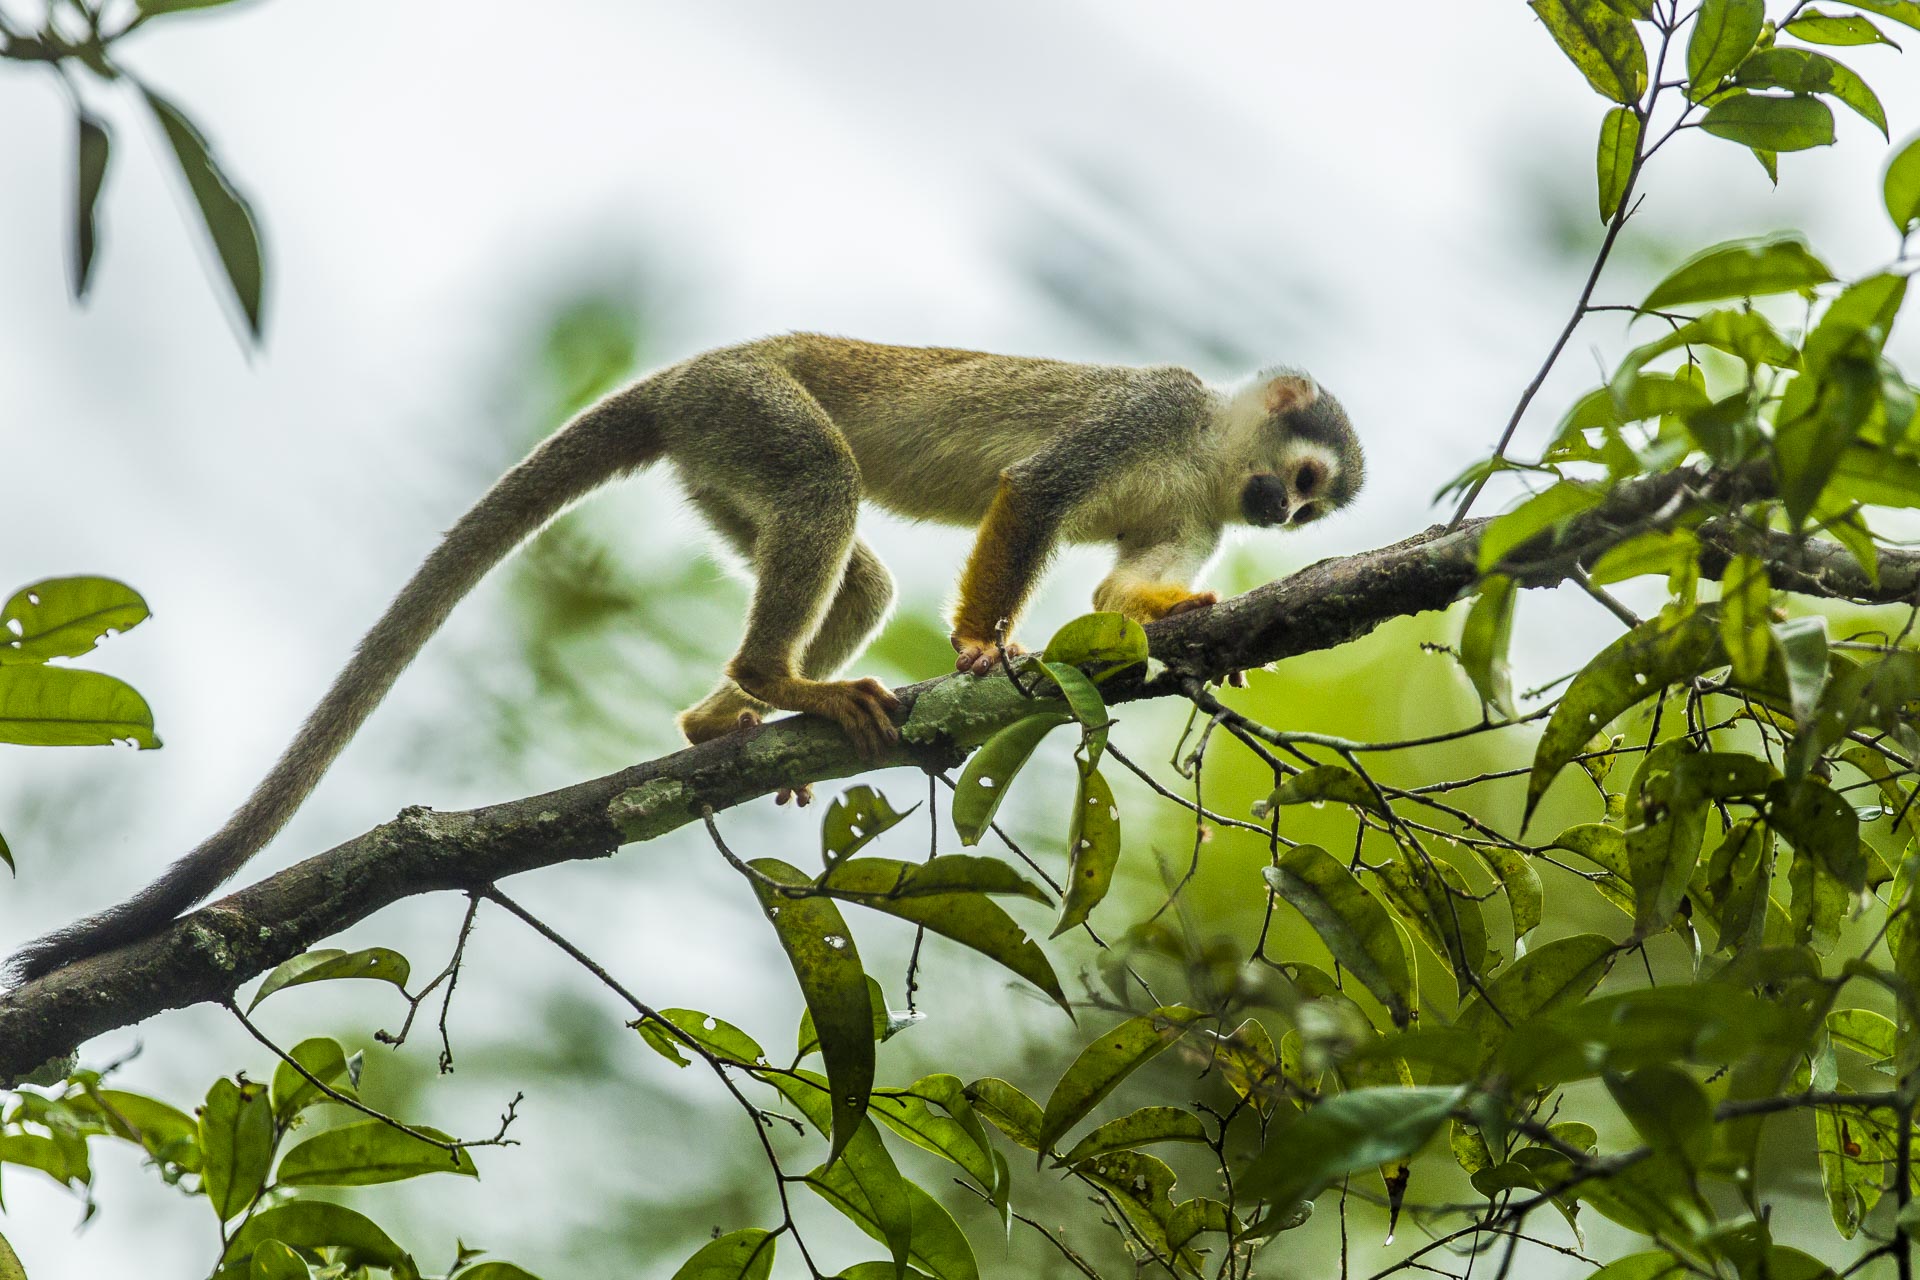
1290, 504, 1323, 525
1294, 461, 1324, 497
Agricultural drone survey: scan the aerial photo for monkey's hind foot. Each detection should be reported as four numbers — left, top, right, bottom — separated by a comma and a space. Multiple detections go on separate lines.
951, 637, 1026, 678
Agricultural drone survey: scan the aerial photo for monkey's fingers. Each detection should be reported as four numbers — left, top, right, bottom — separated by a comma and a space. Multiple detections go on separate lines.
835, 678, 902, 761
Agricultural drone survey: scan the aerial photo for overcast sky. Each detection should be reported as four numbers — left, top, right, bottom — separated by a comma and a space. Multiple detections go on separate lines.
3, 2, 1918, 1275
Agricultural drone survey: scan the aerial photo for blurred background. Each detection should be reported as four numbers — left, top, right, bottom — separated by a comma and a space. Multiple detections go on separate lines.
3, 1, 1918, 1275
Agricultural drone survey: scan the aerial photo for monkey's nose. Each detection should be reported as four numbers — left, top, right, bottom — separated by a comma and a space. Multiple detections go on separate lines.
1240, 474, 1291, 527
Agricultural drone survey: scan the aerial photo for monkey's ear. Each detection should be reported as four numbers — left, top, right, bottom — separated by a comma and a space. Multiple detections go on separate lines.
1263, 375, 1319, 417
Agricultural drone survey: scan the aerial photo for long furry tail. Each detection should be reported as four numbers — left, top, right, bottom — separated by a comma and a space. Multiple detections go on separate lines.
9, 386, 661, 983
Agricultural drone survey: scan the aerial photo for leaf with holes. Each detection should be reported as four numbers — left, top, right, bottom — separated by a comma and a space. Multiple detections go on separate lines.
1770, 777, 1866, 892
0, 666, 159, 747
1036, 1007, 1206, 1154
638, 1008, 767, 1069
1055, 764, 1121, 938
950, 712, 1071, 844
1259, 764, 1388, 817
822, 854, 1050, 905
1264, 845, 1413, 1026
751, 858, 873, 1163
248, 947, 411, 1011
821, 785, 917, 866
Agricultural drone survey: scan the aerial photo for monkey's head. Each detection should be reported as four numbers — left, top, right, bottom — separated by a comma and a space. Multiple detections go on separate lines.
1225, 372, 1365, 529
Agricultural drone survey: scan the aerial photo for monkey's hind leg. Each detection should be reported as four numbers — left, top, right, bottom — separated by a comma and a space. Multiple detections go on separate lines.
726, 515, 901, 761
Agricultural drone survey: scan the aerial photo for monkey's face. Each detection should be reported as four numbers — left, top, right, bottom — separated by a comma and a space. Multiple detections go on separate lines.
1233, 375, 1364, 528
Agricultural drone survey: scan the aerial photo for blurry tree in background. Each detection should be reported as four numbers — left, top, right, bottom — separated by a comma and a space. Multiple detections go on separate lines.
9, 3, 1920, 1280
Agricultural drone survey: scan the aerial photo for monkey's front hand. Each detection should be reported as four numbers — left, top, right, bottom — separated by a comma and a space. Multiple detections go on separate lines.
951, 634, 1026, 677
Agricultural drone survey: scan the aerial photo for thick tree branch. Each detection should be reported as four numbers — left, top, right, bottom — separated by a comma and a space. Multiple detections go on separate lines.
3, 464, 1915, 1082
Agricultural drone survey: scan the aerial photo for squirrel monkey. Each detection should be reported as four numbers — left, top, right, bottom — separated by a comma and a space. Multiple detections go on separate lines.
11, 334, 1360, 980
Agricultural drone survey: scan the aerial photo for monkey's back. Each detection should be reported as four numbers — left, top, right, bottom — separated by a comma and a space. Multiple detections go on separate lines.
767, 334, 1212, 529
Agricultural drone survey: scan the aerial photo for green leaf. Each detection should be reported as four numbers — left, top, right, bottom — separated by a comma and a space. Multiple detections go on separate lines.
1260, 764, 1387, 817
0, 828, 11, 875
750, 858, 872, 1164
1700, 92, 1837, 151
269, 1036, 357, 1119
807, 1120, 912, 1275
1769, 777, 1865, 892
1525, 609, 1723, 823
247, 946, 411, 1011
1037, 660, 1111, 769
248, 1239, 312, 1280
964, 1077, 1045, 1151
1596, 105, 1641, 220
71, 115, 110, 299
821, 854, 1050, 905
1888, 132, 1920, 234
1072, 1149, 1197, 1263
1473, 844, 1546, 941
1264, 845, 1414, 1026
1828, 1008, 1896, 1062
139, 85, 265, 338
1478, 482, 1605, 572
1456, 933, 1620, 1054
1607, 1064, 1711, 1163
277, 1119, 475, 1186
1733, 48, 1887, 136
0, 1233, 23, 1280
1589, 529, 1700, 585
1037, 1007, 1205, 1153
818, 855, 1066, 1008
1060, 1106, 1209, 1166
950, 712, 1070, 845
808, 1154, 979, 1280
1719, 555, 1771, 685
638, 1008, 767, 1068
1780, 361, 1881, 526
1614, 308, 1799, 374
1687, 0, 1765, 96
1642, 234, 1835, 309
1055, 764, 1121, 937
867, 1078, 996, 1191
821, 785, 915, 865
1238, 1086, 1462, 1218
1771, 615, 1832, 724
224, 1203, 411, 1274
1374, 849, 1488, 997
454, 1264, 545, 1280
1786, 9, 1902, 47
670, 1229, 776, 1280
200, 1077, 273, 1221
71, 1087, 200, 1169
1460, 575, 1517, 716
1529, 0, 1650, 102
1042, 611, 1149, 677
0, 665, 159, 747
795, 977, 895, 1063
1806, 272, 1907, 372
1850, 0, 1920, 31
